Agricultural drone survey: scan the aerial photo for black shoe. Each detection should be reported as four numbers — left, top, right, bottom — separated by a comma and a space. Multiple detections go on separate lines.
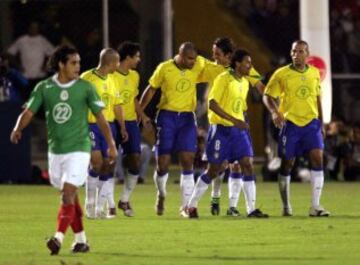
71, 242, 90, 253
210, 197, 220, 216
46, 237, 61, 255
188, 207, 199, 219
247, 209, 269, 218
226, 207, 240, 217
137, 178, 145, 184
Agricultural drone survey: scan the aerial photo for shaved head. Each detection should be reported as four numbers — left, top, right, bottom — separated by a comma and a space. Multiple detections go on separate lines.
99, 48, 119, 66
179, 42, 196, 56
176, 42, 197, 69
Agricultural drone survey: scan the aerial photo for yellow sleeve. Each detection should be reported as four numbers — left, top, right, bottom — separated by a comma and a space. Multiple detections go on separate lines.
246, 67, 262, 87
208, 75, 227, 103
196, 56, 212, 83
264, 70, 282, 98
148, 64, 164, 89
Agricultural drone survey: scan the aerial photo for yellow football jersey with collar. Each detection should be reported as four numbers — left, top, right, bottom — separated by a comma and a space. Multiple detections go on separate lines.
112, 69, 139, 121
148, 56, 205, 112
264, 64, 321, 126
81, 69, 121, 123
208, 69, 250, 126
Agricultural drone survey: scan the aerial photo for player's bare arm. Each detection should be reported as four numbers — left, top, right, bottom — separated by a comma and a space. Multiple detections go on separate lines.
139, 85, 156, 110
263, 94, 284, 129
114, 104, 129, 142
95, 111, 118, 164
209, 99, 249, 130
135, 98, 151, 129
10, 108, 34, 144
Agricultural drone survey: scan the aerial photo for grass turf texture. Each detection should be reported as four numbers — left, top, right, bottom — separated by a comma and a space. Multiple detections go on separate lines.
0, 180, 359, 265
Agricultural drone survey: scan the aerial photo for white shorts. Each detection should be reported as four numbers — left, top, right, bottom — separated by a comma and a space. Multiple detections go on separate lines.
48, 152, 90, 190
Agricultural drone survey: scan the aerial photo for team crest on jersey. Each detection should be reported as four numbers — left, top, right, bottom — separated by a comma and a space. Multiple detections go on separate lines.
60, 90, 69, 101
296, 86, 311, 99
52, 103, 72, 124
232, 97, 244, 113
120, 90, 131, 104
176, 78, 191, 93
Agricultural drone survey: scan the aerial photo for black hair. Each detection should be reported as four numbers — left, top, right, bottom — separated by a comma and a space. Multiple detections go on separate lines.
230, 49, 250, 69
48, 45, 78, 72
118, 41, 140, 62
213, 37, 234, 55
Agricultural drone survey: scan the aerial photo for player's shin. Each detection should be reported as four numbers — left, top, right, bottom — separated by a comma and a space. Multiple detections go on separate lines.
180, 170, 195, 208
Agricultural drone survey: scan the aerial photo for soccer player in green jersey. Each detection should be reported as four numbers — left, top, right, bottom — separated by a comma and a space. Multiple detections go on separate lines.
263, 40, 330, 217
10, 46, 117, 255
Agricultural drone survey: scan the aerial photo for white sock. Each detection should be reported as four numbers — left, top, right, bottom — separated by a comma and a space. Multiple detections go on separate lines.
279, 174, 291, 209
153, 171, 169, 197
96, 180, 107, 213
310, 169, 324, 208
54, 232, 64, 244
75, 231, 87, 244
85, 176, 98, 207
106, 178, 116, 209
228, 174, 242, 208
121, 173, 139, 202
243, 176, 256, 214
211, 171, 224, 198
180, 172, 195, 208
188, 174, 211, 208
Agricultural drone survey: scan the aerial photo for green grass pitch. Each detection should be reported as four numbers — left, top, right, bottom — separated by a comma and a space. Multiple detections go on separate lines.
1, 179, 360, 265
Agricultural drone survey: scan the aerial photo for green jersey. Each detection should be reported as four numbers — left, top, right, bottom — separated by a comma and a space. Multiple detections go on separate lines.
26, 75, 104, 154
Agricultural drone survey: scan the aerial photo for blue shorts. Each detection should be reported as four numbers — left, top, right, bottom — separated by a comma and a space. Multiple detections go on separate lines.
89, 122, 117, 157
278, 119, 324, 160
120, 120, 141, 155
155, 110, 197, 155
206, 125, 254, 164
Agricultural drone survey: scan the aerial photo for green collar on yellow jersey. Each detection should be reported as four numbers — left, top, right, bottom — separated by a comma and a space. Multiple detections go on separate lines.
117, 69, 129, 76
92, 68, 108, 80
229, 69, 245, 82
289, 63, 309, 73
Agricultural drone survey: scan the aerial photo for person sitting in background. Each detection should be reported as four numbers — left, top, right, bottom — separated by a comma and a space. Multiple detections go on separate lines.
342, 125, 360, 181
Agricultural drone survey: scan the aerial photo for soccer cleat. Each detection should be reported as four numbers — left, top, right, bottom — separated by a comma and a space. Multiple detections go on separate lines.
71, 242, 90, 253
282, 207, 293, 217
118, 201, 134, 217
187, 207, 199, 219
179, 206, 189, 218
107, 207, 117, 219
309, 206, 330, 217
247, 209, 269, 218
226, 207, 240, 217
155, 195, 165, 216
46, 237, 61, 255
210, 197, 220, 216
85, 204, 96, 219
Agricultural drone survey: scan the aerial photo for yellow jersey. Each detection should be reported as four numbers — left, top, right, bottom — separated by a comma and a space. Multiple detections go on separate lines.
208, 70, 250, 126
198, 55, 262, 88
264, 64, 321, 126
81, 69, 121, 123
148, 56, 205, 112
112, 70, 139, 121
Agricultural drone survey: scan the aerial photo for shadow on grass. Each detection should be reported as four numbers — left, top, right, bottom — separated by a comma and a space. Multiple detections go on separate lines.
93, 251, 327, 261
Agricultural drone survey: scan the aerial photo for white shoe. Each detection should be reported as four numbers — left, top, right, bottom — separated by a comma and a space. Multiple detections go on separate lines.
179, 206, 189, 218
309, 206, 330, 217
85, 204, 96, 219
